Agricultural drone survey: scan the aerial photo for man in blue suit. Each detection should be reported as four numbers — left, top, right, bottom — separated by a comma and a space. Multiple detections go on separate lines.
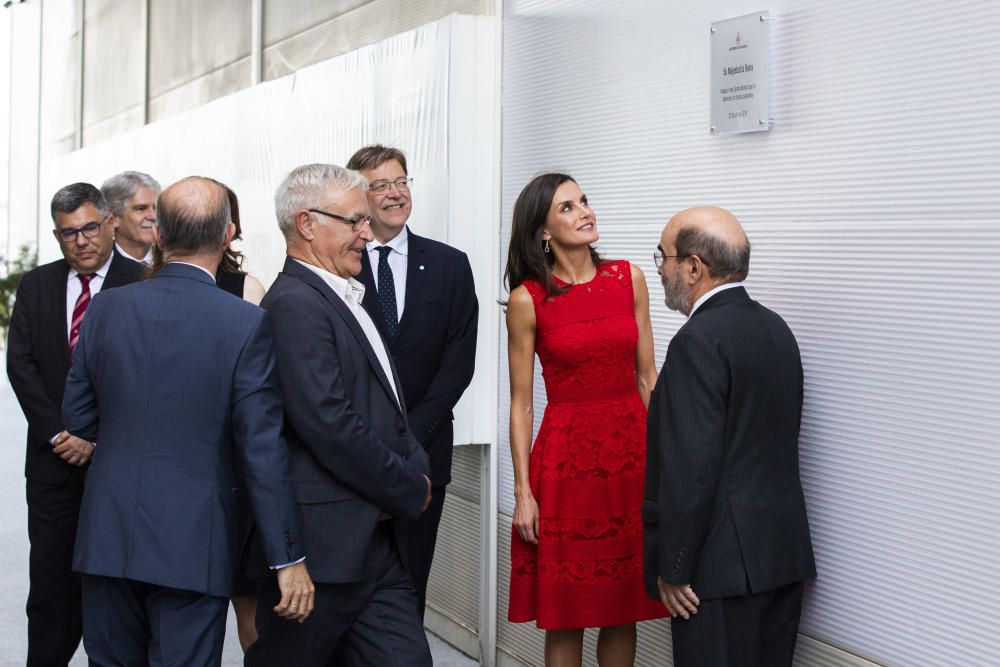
347, 145, 478, 617
62, 176, 314, 665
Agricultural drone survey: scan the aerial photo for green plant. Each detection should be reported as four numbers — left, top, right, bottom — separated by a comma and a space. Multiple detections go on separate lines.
0, 243, 39, 334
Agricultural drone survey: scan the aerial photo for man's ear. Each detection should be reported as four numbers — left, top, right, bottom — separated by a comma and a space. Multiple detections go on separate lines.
223, 222, 236, 247
152, 223, 163, 250
295, 211, 315, 241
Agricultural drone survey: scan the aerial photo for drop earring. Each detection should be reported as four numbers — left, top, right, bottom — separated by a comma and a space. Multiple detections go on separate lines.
544, 239, 550, 253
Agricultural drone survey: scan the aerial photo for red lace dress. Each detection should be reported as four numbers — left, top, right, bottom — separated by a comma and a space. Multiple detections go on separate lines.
508, 261, 668, 629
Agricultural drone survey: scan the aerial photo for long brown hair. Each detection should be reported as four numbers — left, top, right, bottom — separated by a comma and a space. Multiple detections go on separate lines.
503, 172, 601, 300
149, 181, 246, 275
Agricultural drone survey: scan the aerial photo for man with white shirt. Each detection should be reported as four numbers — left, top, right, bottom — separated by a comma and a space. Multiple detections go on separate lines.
347, 145, 478, 618
101, 170, 161, 265
643, 206, 816, 667
247, 164, 432, 666
6, 182, 144, 665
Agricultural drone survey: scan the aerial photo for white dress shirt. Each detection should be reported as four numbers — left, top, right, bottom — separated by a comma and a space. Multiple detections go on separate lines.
292, 259, 400, 407
115, 240, 154, 265
65, 252, 115, 340
365, 226, 408, 318
689, 281, 745, 317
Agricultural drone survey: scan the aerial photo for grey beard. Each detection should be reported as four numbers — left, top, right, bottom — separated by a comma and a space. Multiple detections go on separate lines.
663, 280, 691, 315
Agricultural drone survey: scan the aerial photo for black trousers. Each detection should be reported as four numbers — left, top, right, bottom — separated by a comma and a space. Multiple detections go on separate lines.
26, 476, 85, 666
81, 575, 228, 666
671, 581, 805, 667
407, 484, 446, 618
247, 523, 431, 667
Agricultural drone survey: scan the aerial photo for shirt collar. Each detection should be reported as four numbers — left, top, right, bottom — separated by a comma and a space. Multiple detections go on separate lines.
689, 282, 744, 317
169, 261, 217, 282
292, 258, 366, 304
115, 240, 154, 264
67, 251, 115, 282
366, 225, 409, 256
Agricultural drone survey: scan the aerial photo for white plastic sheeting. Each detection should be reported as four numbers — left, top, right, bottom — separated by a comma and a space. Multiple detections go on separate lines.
37, 14, 499, 448
498, 1, 1000, 665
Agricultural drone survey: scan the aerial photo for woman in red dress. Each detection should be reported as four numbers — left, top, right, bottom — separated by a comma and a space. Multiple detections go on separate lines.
505, 173, 667, 665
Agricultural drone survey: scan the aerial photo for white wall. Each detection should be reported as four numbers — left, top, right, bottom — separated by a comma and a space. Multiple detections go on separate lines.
38, 14, 500, 447
498, 1, 1000, 665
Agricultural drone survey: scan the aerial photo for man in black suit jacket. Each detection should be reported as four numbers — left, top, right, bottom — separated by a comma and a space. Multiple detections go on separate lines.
247, 163, 432, 666
61, 177, 313, 664
6, 183, 144, 665
644, 206, 816, 666
347, 145, 478, 617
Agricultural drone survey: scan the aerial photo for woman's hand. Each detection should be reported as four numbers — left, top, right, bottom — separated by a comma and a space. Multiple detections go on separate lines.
513, 492, 540, 545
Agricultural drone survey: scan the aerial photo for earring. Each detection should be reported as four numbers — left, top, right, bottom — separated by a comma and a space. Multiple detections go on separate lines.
544, 239, 550, 253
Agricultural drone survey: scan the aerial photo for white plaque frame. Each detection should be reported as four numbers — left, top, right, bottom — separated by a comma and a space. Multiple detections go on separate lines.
710, 10, 772, 135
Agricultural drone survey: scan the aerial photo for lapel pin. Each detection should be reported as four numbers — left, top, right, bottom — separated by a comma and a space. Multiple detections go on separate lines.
419, 265, 425, 270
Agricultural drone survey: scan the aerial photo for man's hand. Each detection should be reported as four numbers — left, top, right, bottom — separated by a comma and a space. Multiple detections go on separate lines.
52, 432, 95, 467
658, 577, 700, 619
274, 562, 315, 623
422, 475, 432, 512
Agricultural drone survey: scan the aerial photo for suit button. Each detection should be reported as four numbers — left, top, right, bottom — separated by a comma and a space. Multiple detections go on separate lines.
398, 427, 407, 436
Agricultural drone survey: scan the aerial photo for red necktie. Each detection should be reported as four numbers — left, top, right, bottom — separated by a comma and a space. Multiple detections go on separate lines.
69, 274, 94, 356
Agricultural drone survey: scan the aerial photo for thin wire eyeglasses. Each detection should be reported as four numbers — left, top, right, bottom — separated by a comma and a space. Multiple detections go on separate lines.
653, 251, 710, 269
54, 216, 110, 243
307, 209, 372, 232
368, 178, 413, 195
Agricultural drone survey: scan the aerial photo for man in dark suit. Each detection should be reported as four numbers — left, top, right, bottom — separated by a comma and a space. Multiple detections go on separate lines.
644, 206, 816, 666
347, 145, 478, 617
61, 177, 314, 664
6, 182, 144, 665
247, 163, 432, 666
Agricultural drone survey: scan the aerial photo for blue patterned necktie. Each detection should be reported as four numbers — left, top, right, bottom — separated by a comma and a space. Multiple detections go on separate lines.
375, 246, 399, 339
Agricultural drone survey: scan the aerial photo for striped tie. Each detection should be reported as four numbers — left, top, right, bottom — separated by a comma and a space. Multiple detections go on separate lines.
69, 274, 94, 356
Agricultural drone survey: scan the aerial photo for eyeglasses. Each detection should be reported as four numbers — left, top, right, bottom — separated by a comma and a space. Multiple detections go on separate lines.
368, 178, 413, 195
653, 250, 709, 269
53, 217, 109, 244
308, 208, 372, 232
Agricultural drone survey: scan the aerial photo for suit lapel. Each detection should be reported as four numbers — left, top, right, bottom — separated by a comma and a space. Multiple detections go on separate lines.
46, 261, 71, 363
282, 259, 401, 413
104, 250, 138, 288
396, 230, 427, 336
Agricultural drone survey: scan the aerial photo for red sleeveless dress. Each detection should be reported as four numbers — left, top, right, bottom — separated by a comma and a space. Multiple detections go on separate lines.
508, 261, 668, 629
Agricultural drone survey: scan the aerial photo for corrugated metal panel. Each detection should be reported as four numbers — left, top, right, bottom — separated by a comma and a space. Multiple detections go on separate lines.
449, 444, 482, 504
82, 0, 144, 130
499, 1, 1000, 666
427, 462, 483, 632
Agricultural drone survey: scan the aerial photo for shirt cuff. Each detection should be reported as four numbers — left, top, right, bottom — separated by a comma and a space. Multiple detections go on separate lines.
270, 556, 306, 570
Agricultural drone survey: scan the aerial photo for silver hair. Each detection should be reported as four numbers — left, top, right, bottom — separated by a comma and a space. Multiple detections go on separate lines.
274, 164, 368, 239
100, 171, 162, 218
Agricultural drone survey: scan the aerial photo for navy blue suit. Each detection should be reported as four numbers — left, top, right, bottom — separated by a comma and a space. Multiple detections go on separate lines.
246, 258, 431, 666
62, 262, 303, 664
356, 229, 478, 615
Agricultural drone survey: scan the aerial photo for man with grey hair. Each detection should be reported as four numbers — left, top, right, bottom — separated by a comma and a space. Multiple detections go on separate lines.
644, 206, 815, 666
247, 164, 432, 666
101, 170, 161, 264
63, 176, 314, 664
7, 182, 144, 665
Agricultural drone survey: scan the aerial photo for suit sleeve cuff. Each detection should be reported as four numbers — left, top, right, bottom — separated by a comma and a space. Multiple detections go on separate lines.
270, 556, 306, 570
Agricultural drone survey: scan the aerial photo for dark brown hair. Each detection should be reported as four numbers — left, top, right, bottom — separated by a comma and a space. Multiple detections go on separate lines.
503, 173, 602, 300
346, 144, 408, 174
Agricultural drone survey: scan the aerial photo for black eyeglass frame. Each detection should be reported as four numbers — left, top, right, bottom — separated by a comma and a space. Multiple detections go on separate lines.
367, 177, 413, 195
307, 208, 372, 232
53, 216, 111, 244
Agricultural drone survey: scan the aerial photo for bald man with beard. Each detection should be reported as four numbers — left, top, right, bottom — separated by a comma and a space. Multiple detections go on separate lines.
643, 207, 816, 666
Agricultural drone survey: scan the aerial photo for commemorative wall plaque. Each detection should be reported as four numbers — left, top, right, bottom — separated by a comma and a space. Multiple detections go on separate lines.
710, 11, 772, 135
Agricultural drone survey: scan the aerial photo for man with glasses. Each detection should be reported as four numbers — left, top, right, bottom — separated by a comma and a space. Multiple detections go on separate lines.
6, 182, 144, 665
644, 206, 815, 667
347, 145, 478, 618
247, 164, 432, 666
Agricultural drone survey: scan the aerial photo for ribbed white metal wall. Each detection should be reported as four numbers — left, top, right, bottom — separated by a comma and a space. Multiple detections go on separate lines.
498, 1, 1000, 665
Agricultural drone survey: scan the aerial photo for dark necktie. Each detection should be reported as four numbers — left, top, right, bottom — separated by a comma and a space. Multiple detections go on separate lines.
69, 273, 94, 356
375, 246, 399, 339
